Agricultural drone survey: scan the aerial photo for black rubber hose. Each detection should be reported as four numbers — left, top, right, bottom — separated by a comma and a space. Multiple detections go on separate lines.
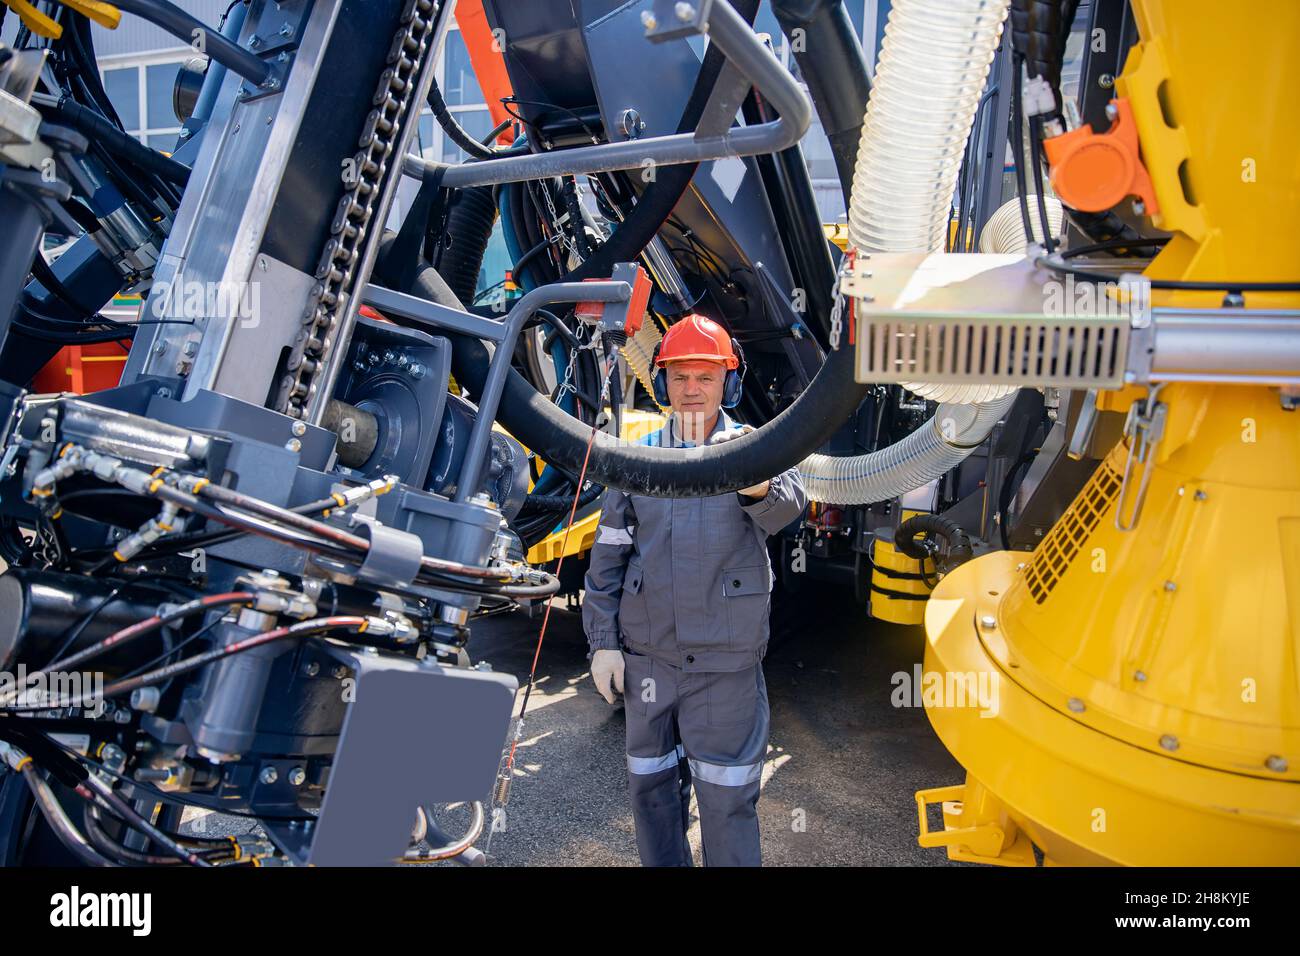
772, 0, 872, 202
895, 514, 974, 566
427, 72, 496, 160
1065, 208, 1150, 256
114, 0, 271, 87
561, 0, 760, 283
406, 259, 867, 497
519, 481, 604, 514
435, 185, 497, 306
44, 96, 191, 186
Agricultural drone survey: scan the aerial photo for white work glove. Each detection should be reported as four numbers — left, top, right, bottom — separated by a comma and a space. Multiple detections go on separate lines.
591, 648, 625, 705
708, 425, 769, 499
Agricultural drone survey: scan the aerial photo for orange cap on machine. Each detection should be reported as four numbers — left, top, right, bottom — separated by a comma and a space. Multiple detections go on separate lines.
1043, 98, 1160, 215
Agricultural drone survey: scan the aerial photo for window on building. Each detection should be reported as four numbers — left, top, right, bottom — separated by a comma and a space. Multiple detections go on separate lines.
100, 58, 190, 153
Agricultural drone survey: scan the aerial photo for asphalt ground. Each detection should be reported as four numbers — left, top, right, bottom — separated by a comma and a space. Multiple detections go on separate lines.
181, 589, 966, 866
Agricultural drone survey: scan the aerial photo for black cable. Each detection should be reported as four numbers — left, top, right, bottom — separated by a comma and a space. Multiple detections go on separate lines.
1035, 255, 1300, 292
1061, 237, 1170, 258
1029, 115, 1057, 253
427, 72, 495, 159
1010, 53, 1036, 246
16, 763, 113, 867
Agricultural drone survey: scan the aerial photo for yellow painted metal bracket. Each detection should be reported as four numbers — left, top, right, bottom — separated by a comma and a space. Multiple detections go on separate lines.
916, 784, 1036, 866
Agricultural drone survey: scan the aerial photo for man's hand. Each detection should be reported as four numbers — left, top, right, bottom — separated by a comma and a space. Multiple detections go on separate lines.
591, 649, 625, 704
708, 425, 769, 498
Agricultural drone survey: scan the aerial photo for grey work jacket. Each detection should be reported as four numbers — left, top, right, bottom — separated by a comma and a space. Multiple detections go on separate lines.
582, 412, 807, 673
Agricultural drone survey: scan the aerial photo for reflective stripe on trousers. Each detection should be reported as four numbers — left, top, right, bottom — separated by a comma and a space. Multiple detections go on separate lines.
627, 744, 685, 775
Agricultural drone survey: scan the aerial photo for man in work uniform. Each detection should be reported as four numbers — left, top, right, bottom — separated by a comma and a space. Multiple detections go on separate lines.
582, 314, 806, 866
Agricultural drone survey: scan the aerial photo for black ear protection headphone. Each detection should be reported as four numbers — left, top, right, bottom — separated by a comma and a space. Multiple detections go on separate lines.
650, 336, 747, 409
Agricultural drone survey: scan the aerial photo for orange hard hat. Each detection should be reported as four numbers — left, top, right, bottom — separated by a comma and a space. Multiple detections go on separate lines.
654, 314, 738, 370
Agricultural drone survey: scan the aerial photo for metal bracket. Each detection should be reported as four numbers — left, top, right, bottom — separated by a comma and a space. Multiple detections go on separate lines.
1114, 385, 1167, 532
642, 0, 714, 42
350, 514, 424, 589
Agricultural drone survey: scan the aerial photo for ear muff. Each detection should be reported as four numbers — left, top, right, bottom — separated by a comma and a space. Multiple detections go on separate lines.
650, 339, 671, 407
721, 337, 746, 408
651, 338, 747, 409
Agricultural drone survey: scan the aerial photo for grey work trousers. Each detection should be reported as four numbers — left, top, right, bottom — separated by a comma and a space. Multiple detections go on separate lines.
621, 650, 769, 866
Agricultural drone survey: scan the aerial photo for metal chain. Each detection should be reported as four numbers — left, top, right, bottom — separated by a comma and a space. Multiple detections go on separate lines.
275, 0, 438, 418
537, 180, 576, 262
828, 249, 856, 351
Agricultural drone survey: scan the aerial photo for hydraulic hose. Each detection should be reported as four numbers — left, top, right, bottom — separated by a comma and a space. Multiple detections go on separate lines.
19, 762, 113, 867
894, 513, 974, 565
436, 185, 497, 306
772, 0, 872, 196
428, 260, 869, 497
794, 0, 1018, 502
40, 96, 191, 186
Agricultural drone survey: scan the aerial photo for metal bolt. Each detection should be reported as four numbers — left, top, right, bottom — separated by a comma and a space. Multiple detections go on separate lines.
291, 420, 307, 436
1265, 754, 1288, 773
288, 766, 306, 786
1132, 199, 1146, 216
367, 351, 382, 365
303, 661, 320, 677
1159, 734, 1179, 751
1194, 490, 1208, 501
1105, 102, 1119, 121
332, 665, 349, 679
101, 744, 126, 771
409, 363, 426, 380
156, 387, 172, 399
131, 686, 162, 712
675, 2, 696, 21
285, 438, 302, 453
114, 707, 131, 724
620, 108, 645, 139
154, 342, 167, 356
640, 10, 657, 30
259, 766, 278, 785
278, 23, 294, 38
1134, 670, 1147, 682
383, 350, 397, 365
1163, 580, 1177, 592
1098, 73, 1114, 89
182, 340, 198, 356
979, 614, 997, 630
1067, 697, 1086, 713
248, 34, 262, 49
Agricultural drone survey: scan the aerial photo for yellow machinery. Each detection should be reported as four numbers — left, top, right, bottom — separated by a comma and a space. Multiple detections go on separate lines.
869, 510, 935, 626
909, 0, 1300, 865
524, 409, 665, 564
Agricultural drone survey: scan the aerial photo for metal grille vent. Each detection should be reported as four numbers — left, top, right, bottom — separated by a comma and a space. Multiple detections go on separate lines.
857, 317, 1130, 390
1023, 461, 1123, 604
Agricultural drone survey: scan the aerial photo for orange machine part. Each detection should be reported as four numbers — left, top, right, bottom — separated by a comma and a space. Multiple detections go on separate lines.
1042, 98, 1159, 215
32, 341, 131, 394
454, 0, 515, 145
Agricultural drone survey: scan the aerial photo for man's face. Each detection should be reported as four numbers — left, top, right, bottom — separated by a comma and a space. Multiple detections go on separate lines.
664, 359, 726, 431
